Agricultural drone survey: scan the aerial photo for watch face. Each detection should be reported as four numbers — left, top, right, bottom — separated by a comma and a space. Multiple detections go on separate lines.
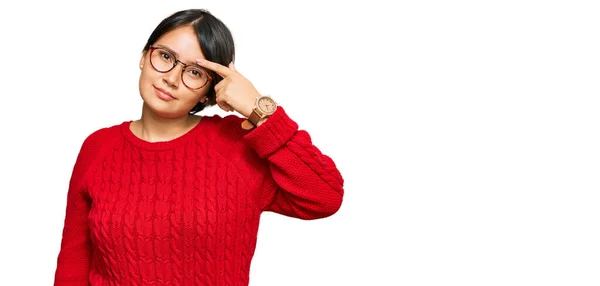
257, 97, 277, 114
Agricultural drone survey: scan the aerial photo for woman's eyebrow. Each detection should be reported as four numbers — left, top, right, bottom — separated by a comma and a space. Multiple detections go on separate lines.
155, 44, 179, 57
155, 44, 201, 66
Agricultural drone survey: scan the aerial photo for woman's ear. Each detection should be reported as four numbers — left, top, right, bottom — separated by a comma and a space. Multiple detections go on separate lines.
139, 52, 146, 70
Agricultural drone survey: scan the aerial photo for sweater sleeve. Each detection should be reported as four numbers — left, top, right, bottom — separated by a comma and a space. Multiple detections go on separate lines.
54, 130, 103, 285
243, 107, 344, 220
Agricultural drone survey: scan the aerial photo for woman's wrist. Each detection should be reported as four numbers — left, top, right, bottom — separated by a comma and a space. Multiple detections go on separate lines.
255, 117, 268, 127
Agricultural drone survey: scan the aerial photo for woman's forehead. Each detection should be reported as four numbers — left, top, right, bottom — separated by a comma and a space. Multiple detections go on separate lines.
154, 26, 206, 61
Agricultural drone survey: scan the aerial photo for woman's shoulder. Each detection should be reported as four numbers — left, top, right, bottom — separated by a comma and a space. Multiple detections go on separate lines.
71, 122, 124, 169
202, 113, 248, 139
199, 113, 260, 156
78, 121, 126, 151
85, 121, 124, 142
198, 113, 269, 175
205, 112, 245, 125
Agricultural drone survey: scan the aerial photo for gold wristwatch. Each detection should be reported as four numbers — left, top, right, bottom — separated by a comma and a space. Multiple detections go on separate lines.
241, 95, 278, 130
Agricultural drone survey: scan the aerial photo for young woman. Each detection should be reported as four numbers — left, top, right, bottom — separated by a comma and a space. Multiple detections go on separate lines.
54, 8, 344, 286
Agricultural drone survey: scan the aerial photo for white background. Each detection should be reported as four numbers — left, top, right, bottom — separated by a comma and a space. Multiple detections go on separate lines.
0, 0, 599, 285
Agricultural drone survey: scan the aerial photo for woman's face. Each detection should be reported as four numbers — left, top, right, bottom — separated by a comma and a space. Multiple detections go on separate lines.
138, 25, 211, 118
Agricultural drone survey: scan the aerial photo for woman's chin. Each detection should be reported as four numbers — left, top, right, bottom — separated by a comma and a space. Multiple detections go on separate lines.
142, 98, 186, 119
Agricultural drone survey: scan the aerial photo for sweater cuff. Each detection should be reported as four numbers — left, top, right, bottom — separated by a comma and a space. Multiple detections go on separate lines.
243, 106, 298, 158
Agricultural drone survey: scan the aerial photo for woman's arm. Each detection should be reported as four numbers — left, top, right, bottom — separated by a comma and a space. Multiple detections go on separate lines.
244, 107, 344, 220
54, 130, 103, 285
194, 59, 344, 219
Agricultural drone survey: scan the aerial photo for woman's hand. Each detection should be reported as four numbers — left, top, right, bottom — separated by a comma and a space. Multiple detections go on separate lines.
196, 58, 260, 118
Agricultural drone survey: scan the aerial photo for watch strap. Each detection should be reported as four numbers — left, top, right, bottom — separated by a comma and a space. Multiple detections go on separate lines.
247, 108, 263, 125
241, 119, 255, 130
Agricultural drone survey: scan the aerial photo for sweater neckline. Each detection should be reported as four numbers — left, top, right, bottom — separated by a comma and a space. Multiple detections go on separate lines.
120, 117, 208, 151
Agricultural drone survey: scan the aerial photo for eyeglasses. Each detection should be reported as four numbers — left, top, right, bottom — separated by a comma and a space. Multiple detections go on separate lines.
148, 46, 213, 90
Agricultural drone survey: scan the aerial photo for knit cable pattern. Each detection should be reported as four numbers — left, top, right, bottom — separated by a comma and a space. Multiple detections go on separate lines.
54, 107, 343, 285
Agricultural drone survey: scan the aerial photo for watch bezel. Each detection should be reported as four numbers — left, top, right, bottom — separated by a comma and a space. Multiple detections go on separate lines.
257, 96, 277, 115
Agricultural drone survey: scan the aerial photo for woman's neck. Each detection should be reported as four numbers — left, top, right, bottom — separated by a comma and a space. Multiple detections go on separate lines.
131, 103, 201, 142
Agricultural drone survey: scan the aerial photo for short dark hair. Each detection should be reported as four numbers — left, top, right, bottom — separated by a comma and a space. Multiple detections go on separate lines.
142, 9, 235, 114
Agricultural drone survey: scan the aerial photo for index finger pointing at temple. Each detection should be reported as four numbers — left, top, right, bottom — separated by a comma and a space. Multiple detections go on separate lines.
196, 58, 233, 78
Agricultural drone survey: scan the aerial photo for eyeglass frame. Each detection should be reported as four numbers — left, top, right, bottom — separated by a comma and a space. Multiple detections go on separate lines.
147, 46, 213, 90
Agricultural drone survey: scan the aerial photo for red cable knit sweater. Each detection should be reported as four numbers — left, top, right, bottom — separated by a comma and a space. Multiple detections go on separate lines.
54, 107, 344, 285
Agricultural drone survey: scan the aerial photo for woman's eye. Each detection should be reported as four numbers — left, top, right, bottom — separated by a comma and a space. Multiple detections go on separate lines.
188, 69, 203, 78
160, 52, 171, 61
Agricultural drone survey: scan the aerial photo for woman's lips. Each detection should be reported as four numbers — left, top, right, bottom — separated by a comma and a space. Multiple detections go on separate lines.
154, 86, 175, 101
